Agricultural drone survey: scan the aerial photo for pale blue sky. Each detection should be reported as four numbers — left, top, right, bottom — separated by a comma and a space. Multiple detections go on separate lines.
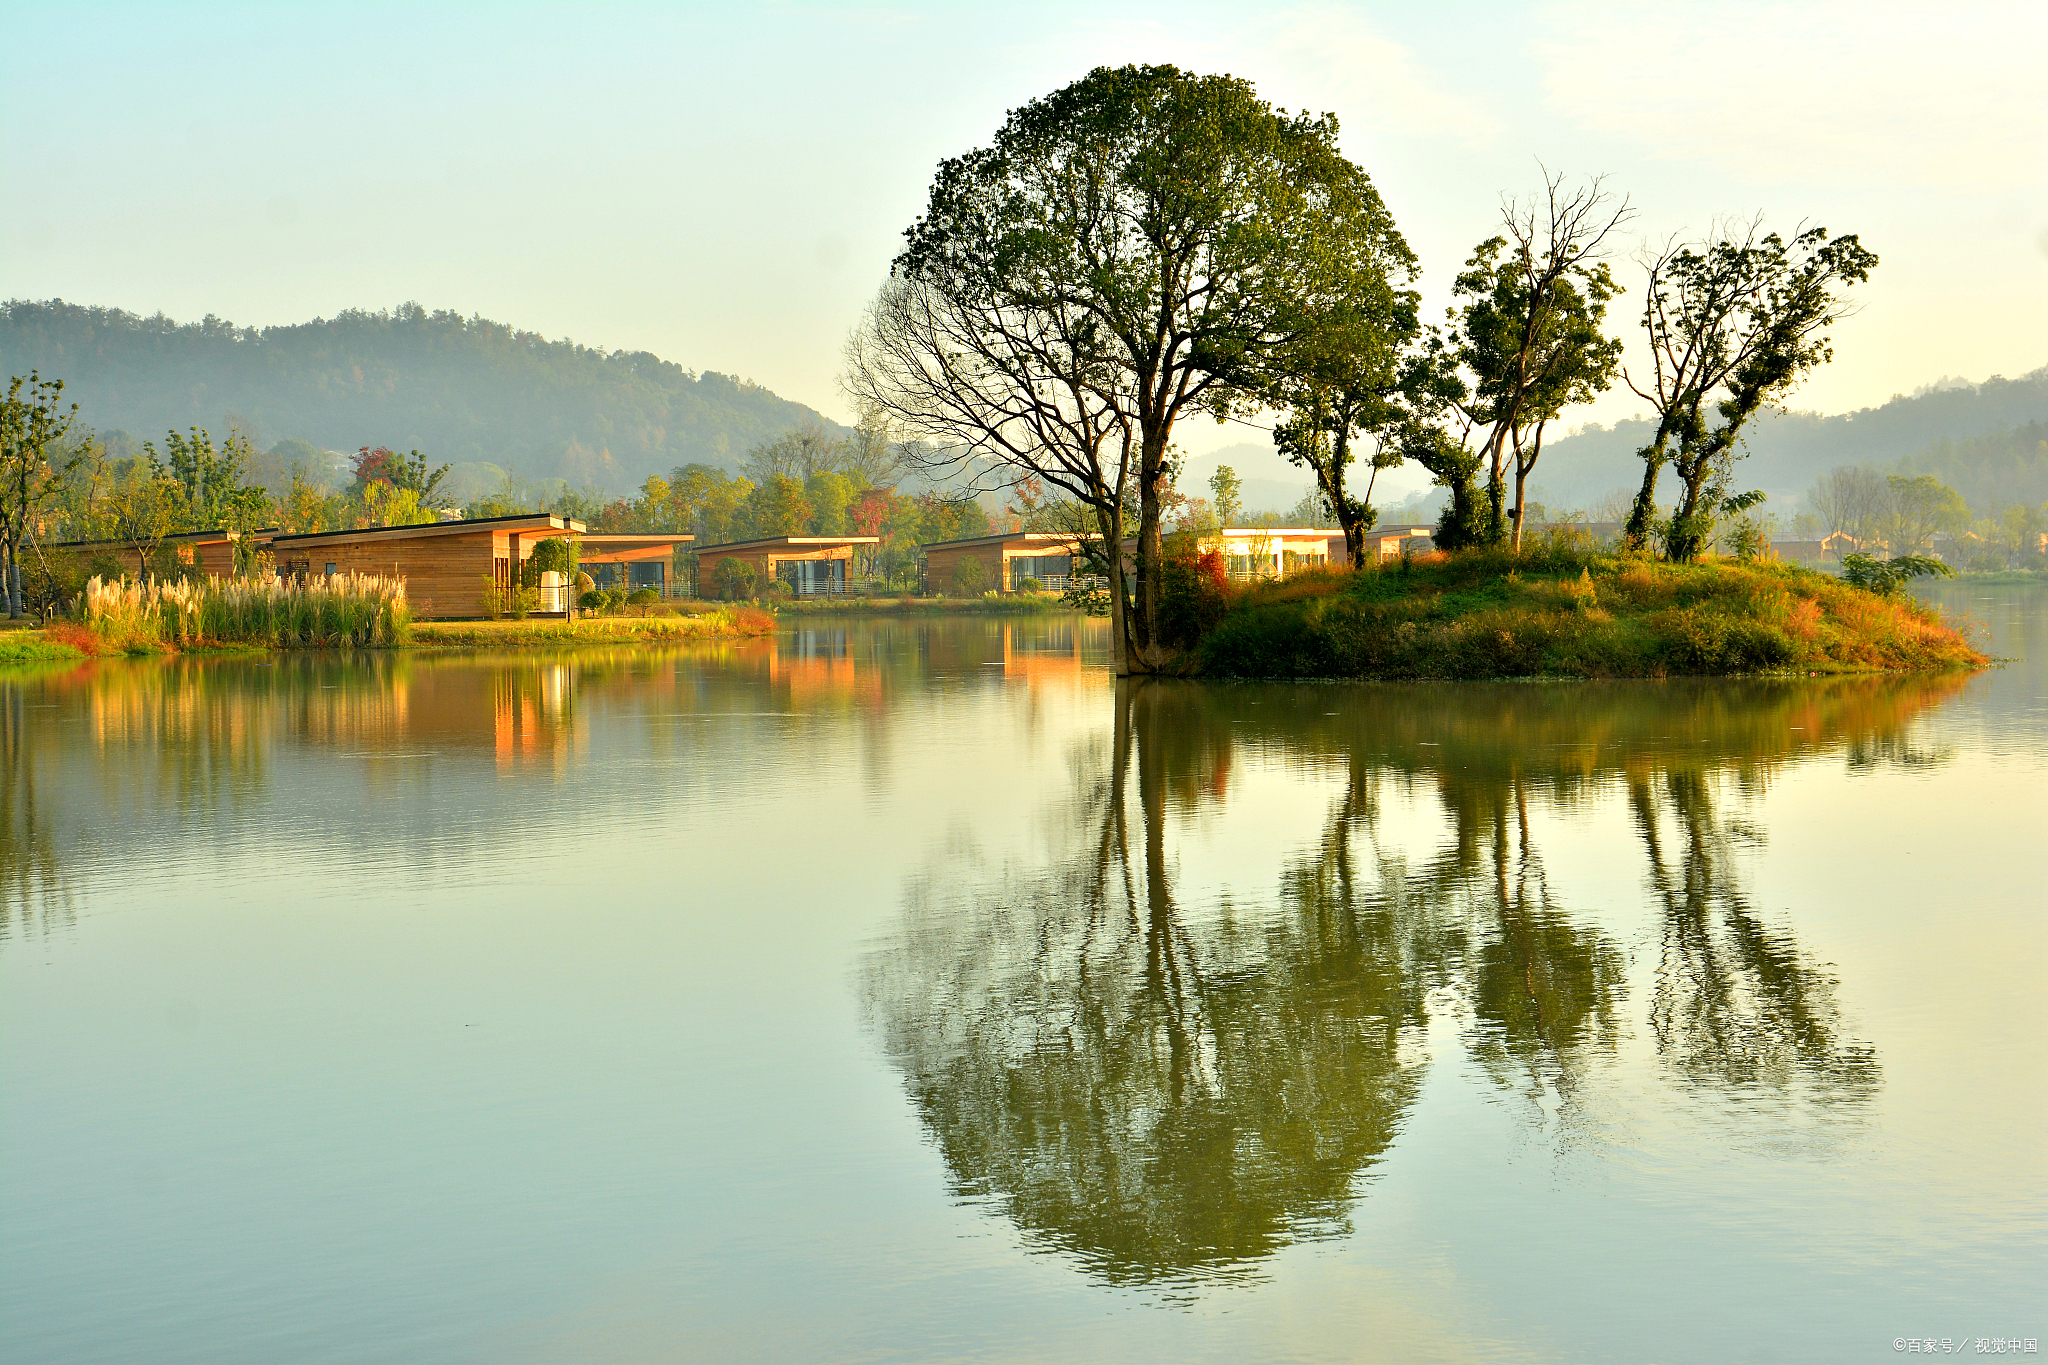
4, 0, 2043, 481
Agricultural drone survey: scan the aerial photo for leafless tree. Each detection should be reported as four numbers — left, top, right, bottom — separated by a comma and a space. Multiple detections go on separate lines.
846, 276, 1135, 652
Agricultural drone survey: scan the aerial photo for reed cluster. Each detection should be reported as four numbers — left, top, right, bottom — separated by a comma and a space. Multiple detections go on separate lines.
82, 574, 411, 650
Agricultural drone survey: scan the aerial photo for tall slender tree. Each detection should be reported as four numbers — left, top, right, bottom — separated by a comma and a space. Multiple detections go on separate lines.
1409, 175, 1629, 551
1622, 223, 1877, 561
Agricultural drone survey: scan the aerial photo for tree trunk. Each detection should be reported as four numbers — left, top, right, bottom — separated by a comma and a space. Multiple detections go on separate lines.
1435, 474, 1484, 551
4, 542, 17, 619
1098, 502, 1138, 678
1129, 428, 1170, 675
1343, 515, 1366, 571
1622, 456, 1663, 553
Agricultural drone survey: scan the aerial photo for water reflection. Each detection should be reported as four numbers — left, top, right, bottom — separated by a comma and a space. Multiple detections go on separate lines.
865, 673, 1964, 1289
865, 686, 1426, 1288
0, 620, 1112, 939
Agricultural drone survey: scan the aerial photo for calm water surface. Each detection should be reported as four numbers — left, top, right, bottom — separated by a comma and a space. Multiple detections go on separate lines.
3, 587, 2043, 1363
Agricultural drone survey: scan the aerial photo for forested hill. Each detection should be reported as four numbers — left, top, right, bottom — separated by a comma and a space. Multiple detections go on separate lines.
0, 300, 845, 490
1529, 366, 2048, 510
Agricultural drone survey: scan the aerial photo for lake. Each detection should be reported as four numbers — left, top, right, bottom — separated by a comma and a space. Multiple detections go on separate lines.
3, 585, 2042, 1364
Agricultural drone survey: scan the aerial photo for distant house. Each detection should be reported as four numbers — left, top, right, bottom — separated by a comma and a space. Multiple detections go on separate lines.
1347, 526, 1437, 564
695, 535, 881, 597
46, 529, 254, 579
1771, 531, 1865, 563
1523, 521, 1624, 547
267, 512, 585, 619
576, 534, 694, 596
1770, 539, 1828, 564
1202, 527, 1349, 578
923, 531, 1099, 594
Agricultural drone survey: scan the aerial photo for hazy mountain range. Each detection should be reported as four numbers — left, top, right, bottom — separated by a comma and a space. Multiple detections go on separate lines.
0, 299, 847, 493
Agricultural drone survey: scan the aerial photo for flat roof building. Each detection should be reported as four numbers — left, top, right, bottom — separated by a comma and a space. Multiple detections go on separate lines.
1199, 528, 1348, 578
45, 529, 258, 579
576, 534, 695, 595
267, 513, 585, 619
922, 531, 1099, 594
1350, 527, 1437, 565
695, 535, 880, 597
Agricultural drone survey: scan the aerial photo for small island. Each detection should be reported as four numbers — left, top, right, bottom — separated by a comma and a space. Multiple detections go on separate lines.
1189, 548, 1984, 680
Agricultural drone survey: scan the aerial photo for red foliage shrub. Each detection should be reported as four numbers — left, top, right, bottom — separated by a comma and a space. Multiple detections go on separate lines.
40, 621, 104, 655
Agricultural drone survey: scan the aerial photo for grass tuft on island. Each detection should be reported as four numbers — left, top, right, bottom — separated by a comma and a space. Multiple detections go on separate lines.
1195, 549, 1986, 680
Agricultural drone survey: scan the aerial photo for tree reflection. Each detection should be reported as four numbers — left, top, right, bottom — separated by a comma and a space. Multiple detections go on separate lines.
0, 682, 73, 940
866, 685, 1427, 1287
1634, 768, 1879, 1102
866, 672, 1959, 1287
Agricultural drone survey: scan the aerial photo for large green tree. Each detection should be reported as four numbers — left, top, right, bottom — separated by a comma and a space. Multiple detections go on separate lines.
849, 64, 1413, 673
1622, 224, 1877, 561
0, 372, 78, 616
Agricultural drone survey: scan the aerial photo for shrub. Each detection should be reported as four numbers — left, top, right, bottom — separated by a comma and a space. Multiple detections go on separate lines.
950, 559, 990, 596
628, 587, 660, 605
1158, 547, 1230, 648
713, 558, 758, 600
39, 620, 104, 655
1015, 576, 1044, 593
1841, 553, 1955, 596
21, 548, 89, 621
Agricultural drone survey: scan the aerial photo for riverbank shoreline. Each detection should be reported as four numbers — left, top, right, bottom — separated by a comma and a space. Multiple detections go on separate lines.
1194, 553, 1989, 680
3, 605, 781, 661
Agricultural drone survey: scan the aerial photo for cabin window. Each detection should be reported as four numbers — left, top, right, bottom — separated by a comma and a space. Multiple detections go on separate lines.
324, 563, 337, 577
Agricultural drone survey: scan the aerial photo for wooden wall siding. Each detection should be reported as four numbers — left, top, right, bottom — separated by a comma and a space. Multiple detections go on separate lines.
276, 532, 501, 619
190, 541, 239, 576
697, 543, 855, 586
924, 544, 1006, 593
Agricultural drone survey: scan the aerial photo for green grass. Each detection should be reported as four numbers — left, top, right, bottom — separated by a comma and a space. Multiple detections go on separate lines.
410, 605, 775, 648
0, 633, 87, 663
1197, 549, 1988, 680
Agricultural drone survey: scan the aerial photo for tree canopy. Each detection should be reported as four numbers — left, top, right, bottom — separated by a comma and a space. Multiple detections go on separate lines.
855, 63, 1415, 672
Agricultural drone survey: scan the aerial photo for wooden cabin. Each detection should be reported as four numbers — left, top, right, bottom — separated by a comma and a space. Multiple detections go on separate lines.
266, 513, 585, 619
576, 534, 695, 596
695, 535, 880, 597
922, 531, 1099, 594
45, 529, 257, 579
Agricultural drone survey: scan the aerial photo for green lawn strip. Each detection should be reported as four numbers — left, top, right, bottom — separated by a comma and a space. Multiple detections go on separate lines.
0, 633, 88, 663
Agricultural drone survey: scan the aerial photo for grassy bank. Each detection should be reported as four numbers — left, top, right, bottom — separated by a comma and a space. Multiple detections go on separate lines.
0, 631, 88, 664
411, 606, 775, 648
1197, 550, 1987, 680
1952, 568, 2048, 585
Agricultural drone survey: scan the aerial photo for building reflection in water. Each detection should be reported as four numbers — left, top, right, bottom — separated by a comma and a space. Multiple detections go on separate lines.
862, 673, 1965, 1290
